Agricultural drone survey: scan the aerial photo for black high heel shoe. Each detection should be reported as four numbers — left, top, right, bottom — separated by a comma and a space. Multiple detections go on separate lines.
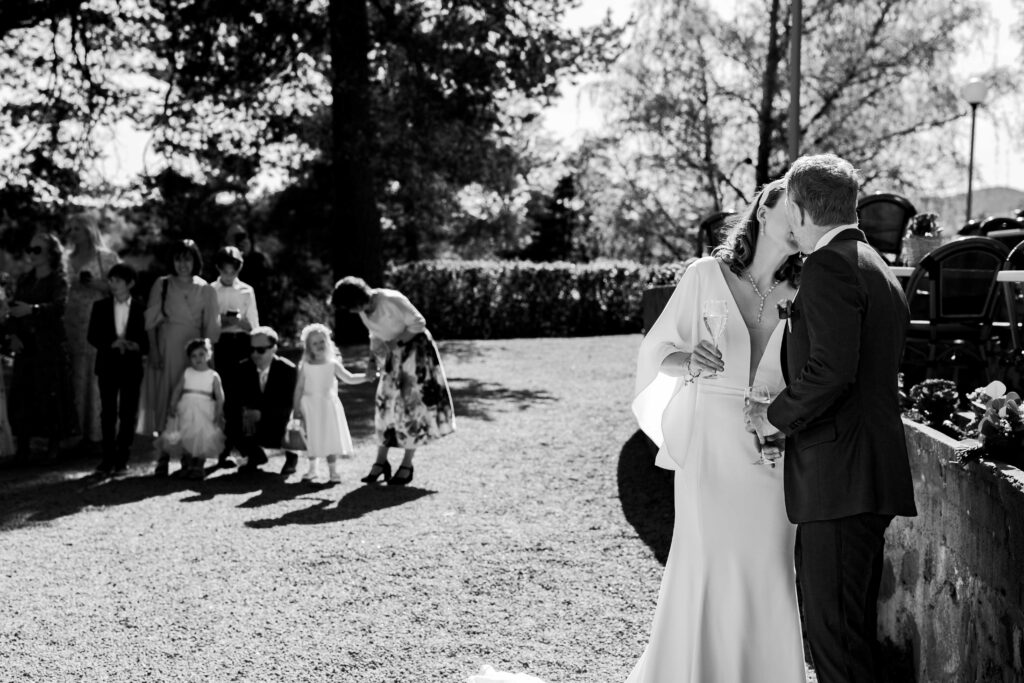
389, 465, 413, 487
360, 461, 392, 484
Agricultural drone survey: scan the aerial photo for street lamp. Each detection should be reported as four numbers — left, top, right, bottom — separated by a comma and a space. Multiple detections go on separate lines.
961, 78, 989, 223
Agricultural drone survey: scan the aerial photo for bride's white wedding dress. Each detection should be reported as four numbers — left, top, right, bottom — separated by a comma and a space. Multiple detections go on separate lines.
630, 257, 806, 682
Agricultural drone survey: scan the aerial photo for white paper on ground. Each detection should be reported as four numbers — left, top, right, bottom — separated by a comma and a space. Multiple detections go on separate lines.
466, 664, 549, 683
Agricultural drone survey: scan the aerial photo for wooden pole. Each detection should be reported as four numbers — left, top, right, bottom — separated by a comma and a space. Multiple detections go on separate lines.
788, 0, 803, 162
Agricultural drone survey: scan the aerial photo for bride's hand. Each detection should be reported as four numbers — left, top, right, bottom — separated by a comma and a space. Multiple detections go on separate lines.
688, 340, 724, 374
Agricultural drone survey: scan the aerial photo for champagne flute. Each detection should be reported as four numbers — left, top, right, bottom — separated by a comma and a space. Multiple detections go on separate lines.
745, 384, 780, 467
702, 299, 728, 379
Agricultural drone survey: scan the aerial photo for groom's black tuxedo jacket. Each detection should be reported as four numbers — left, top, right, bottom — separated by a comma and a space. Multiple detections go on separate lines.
767, 228, 917, 523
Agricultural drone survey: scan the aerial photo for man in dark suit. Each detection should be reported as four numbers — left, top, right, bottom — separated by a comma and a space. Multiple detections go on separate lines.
227, 326, 298, 474
87, 263, 149, 477
746, 154, 918, 683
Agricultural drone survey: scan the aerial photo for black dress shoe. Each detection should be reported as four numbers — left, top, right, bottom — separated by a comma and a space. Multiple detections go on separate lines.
280, 451, 298, 476
388, 465, 413, 486
154, 455, 169, 478
92, 463, 114, 478
360, 461, 392, 484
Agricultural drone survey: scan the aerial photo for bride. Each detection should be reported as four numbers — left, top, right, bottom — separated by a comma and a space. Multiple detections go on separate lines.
630, 178, 807, 682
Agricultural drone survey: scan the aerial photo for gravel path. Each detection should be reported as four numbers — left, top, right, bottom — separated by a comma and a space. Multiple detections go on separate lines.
0, 336, 669, 682
0, 335, 836, 683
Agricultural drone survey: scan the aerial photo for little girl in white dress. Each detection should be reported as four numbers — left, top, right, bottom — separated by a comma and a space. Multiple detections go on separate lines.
162, 338, 225, 480
292, 323, 373, 483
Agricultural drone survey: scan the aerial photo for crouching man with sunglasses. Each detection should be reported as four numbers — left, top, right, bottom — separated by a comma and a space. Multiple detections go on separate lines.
227, 326, 299, 475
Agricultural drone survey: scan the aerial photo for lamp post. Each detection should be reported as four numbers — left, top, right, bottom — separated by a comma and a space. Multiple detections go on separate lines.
961, 78, 989, 223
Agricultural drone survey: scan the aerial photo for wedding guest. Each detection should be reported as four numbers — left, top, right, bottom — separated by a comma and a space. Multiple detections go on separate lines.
159, 338, 226, 480
64, 210, 121, 449
87, 263, 148, 477
7, 233, 77, 461
228, 326, 299, 475
292, 323, 373, 484
331, 276, 455, 487
138, 239, 220, 437
0, 268, 16, 457
211, 245, 258, 466
225, 224, 270, 311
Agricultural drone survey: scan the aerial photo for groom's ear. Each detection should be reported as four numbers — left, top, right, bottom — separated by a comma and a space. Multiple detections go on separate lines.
788, 196, 807, 227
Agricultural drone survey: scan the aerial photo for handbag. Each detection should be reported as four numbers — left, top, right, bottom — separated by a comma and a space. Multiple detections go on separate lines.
158, 416, 183, 455
283, 418, 307, 451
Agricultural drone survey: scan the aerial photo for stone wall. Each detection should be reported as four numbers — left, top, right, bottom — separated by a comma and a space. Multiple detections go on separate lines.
879, 419, 1024, 683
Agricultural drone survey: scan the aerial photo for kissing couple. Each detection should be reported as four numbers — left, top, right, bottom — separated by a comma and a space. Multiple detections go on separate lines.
630, 153, 918, 682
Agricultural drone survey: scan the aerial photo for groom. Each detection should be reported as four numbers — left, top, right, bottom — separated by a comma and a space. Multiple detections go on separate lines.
746, 154, 917, 682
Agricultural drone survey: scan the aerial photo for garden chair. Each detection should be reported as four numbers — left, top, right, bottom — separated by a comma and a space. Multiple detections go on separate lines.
695, 211, 735, 256
979, 216, 1024, 251
856, 192, 916, 263
958, 219, 984, 236
1001, 240, 1024, 353
980, 216, 1024, 234
901, 236, 1009, 388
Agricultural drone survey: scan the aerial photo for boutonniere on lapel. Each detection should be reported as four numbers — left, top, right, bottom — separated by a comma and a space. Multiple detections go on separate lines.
777, 299, 798, 332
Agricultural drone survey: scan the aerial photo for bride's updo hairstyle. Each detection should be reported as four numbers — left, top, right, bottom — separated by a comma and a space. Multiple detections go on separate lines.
714, 178, 802, 287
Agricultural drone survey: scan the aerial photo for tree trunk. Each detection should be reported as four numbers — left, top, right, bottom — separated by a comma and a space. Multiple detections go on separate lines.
330, 0, 382, 286
755, 0, 783, 188
696, 44, 720, 213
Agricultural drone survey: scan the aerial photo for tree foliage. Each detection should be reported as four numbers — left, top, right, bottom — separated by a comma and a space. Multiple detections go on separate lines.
0, 1, 621, 269
579, 0, 999, 262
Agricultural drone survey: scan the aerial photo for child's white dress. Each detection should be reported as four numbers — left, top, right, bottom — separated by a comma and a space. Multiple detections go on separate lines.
300, 361, 353, 458
176, 367, 225, 459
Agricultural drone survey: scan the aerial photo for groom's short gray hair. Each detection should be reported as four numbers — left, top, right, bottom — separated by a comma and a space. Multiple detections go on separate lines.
784, 154, 860, 227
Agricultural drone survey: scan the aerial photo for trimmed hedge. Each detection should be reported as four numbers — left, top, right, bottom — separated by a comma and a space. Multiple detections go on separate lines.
384, 259, 692, 339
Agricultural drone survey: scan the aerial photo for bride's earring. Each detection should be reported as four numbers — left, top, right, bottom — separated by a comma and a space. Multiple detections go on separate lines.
759, 221, 766, 237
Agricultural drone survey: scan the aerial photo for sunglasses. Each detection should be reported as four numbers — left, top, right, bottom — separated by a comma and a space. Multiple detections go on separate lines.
233, 233, 249, 245
26, 246, 45, 255
250, 344, 275, 354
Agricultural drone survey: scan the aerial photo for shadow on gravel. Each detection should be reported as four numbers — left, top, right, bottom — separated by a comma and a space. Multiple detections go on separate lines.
0, 463, 310, 530
437, 340, 485, 362
244, 484, 434, 529
616, 430, 674, 565
338, 382, 377, 441
447, 377, 556, 422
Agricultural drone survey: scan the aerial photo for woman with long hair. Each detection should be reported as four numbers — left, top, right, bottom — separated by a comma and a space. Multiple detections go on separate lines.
64, 210, 120, 448
6, 232, 78, 461
629, 179, 807, 681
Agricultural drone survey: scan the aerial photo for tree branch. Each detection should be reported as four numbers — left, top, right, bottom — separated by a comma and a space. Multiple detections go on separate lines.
0, 0, 85, 38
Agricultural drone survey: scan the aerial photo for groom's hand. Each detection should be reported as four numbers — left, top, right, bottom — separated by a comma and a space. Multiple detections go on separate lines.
760, 433, 785, 463
743, 399, 780, 437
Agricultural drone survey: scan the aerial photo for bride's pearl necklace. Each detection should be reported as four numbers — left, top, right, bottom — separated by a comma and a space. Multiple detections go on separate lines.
746, 272, 780, 324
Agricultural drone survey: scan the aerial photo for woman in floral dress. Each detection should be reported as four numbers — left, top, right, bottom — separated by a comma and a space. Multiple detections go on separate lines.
331, 276, 455, 487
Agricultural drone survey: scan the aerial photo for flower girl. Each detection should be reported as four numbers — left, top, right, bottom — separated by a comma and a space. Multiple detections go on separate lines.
292, 323, 373, 483
157, 338, 226, 480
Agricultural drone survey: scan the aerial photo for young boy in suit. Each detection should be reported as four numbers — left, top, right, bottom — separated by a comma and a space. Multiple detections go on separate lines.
87, 263, 149, 477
